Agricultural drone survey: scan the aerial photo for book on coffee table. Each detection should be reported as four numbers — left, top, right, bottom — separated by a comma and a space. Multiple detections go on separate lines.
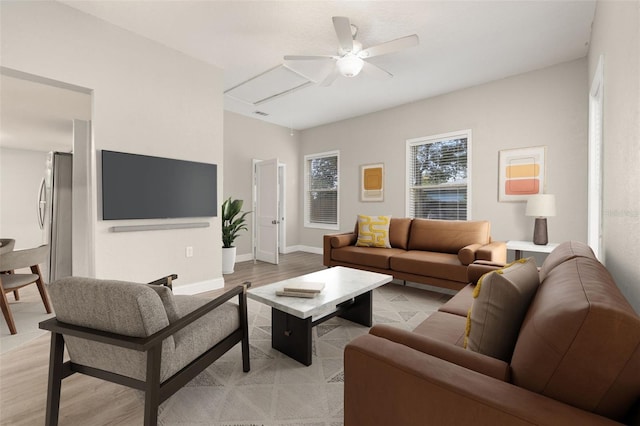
275, 289, 319, 298
282, 281, 325, 294
275, 281, 325, 298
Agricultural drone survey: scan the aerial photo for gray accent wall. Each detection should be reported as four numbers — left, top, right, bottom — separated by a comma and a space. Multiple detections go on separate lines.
588, 1, 640, 313
300, 59, 589, 251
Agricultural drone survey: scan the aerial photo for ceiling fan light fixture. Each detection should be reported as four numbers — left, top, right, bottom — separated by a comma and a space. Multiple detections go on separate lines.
337, 54, 364, 77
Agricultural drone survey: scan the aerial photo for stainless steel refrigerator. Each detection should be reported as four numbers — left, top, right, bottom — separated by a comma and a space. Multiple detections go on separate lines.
38, 152, 72, 282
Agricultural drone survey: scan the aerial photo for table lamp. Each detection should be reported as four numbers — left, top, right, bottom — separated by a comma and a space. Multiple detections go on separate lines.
525, 194, 556, 245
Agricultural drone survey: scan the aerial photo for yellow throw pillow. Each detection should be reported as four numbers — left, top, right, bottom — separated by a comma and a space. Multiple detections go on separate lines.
355, 215, 391, 248
464, 257, 540, 362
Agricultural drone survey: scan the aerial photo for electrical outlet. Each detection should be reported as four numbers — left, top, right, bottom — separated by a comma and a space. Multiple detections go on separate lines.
185, 246, 193, 258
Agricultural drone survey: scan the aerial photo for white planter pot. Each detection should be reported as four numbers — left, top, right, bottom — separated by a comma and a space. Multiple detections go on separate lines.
222, 246, 237, 274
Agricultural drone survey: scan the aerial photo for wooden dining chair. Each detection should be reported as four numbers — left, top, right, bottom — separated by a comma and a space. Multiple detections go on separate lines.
0, 244, 52, 334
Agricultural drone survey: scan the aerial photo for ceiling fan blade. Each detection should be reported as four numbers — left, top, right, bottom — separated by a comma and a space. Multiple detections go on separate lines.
362, 61, 393, 80
284, 55, 336, 61
320, 67, 340, 86
360, 34, 419, 58
332, 16, 354, 52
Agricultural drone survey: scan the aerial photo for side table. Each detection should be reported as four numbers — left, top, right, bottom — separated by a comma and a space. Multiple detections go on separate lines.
506, 240, 559, 260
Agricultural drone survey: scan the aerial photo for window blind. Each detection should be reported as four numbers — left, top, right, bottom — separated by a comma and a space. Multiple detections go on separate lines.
305, 152, 338, 227
407, 136, 468, 220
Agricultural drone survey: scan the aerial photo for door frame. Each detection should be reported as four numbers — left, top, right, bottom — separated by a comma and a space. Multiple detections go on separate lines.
588, 55, 604, 262
252, 159, 286, 262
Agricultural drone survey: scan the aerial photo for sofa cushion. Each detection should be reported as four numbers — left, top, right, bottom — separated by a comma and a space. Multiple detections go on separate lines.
356, 215, 391, 248
538, 240, 595, 282
390, 251, 468, 283
510, 257, 640, 421
413, 311, 467, 347
171, 296, 240, 379
332, 246, 406, 269
465, 258, 539, 362
438, 283, 475, 317
389, 218, 412, 249
407, 219, 491, 254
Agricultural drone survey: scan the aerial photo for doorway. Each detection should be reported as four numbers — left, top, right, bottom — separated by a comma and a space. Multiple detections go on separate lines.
252, 159, 286, 264
0, 67, 94, 279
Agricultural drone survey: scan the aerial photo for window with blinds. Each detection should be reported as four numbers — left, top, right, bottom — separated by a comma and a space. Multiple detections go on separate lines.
406, 131, 470, 220
304, 151, 339, 229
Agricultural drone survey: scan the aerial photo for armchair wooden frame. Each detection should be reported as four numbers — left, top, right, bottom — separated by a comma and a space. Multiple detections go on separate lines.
39, 284, 250, 426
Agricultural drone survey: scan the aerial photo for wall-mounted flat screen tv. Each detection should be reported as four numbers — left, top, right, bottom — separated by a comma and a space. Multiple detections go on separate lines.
102, 150, 217, 220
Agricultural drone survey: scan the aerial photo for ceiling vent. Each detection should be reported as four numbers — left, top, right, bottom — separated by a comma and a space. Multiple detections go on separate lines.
224, 64, 313, 106
253, 111, 269, 117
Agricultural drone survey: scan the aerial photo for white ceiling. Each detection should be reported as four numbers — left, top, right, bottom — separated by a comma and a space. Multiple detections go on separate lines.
0, 2, 597, 153
42, 1, 596, 131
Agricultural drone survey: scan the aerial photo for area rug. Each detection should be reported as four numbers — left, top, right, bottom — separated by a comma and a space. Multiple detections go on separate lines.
157, 283, 450, 426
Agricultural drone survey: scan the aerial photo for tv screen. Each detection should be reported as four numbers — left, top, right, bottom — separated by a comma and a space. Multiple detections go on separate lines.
102, 150, 217, 220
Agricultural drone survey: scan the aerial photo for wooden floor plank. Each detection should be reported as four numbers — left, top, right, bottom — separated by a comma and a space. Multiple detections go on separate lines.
0, 252, 324, 426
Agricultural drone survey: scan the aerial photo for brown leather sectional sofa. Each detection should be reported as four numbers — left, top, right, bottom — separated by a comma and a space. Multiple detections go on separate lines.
344, 241, 640, 425
323, 218, 507, 291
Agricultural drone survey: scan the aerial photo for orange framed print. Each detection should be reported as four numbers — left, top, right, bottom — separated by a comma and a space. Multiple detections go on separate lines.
498, 146, 546, 201
361, 163, 384, 202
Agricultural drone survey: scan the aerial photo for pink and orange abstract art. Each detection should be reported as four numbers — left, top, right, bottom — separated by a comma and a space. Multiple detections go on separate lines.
499, 147, 546, 201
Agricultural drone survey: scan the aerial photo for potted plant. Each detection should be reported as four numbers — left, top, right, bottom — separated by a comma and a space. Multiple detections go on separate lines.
221, 197, 251, 274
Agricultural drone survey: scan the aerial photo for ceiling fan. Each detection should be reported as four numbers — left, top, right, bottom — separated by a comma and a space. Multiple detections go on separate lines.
284, 16, 419, 86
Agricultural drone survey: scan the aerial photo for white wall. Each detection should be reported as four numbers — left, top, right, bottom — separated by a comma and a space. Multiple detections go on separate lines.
223, 112, 301, 258
0, 148, 48, 249
1, 2, 225, 291
300, 59, 588, 249
588, 0, 640, 313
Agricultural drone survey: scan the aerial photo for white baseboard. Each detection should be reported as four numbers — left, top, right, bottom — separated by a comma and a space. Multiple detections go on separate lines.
288, 245, 322, 255
234, 246, 322, 263
235, 253, 254, 263
172, 277, 224, 295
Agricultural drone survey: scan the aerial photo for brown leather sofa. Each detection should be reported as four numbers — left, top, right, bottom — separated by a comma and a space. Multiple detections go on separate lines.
324, 218, 506, 291
344, 241, 640, 425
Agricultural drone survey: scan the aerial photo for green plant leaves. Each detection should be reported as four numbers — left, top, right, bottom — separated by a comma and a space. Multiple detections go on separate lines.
222, 197, 251, 248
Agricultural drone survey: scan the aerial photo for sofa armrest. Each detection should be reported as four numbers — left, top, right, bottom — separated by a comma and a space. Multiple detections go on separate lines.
458, 243, 483, 265
370, 324, 509, 381
476, 240, 507, 263
467, 260, 505, 284
344, 334, 622, 426
323, 232, 356, 266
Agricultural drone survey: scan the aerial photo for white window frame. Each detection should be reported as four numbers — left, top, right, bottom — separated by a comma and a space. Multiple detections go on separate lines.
304, 150, 339, 230
405, 130, 472, 220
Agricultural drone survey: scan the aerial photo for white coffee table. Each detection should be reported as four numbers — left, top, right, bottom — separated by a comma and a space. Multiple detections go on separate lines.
247, 266, 393, 365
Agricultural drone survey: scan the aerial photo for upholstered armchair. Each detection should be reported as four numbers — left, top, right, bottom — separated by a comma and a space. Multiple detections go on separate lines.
39, 277, 250, 426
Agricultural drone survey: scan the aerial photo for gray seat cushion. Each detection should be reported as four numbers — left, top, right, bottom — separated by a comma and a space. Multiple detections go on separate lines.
48, 277, 240, 382
0, 273, 40, 289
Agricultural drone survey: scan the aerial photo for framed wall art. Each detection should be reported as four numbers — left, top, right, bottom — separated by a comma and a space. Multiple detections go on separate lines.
360, 163, 384, 202
498, 146, 546, 201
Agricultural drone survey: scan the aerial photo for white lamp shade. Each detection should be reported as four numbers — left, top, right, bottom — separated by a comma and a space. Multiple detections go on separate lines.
337, 55, 364, 77
526, 194, 556, 217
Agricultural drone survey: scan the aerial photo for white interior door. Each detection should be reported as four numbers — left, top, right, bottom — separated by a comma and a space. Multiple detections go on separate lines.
255, 158, 279, 264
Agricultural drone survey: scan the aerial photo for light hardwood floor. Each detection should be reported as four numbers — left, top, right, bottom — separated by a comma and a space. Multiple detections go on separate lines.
0, 252, 325, 426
